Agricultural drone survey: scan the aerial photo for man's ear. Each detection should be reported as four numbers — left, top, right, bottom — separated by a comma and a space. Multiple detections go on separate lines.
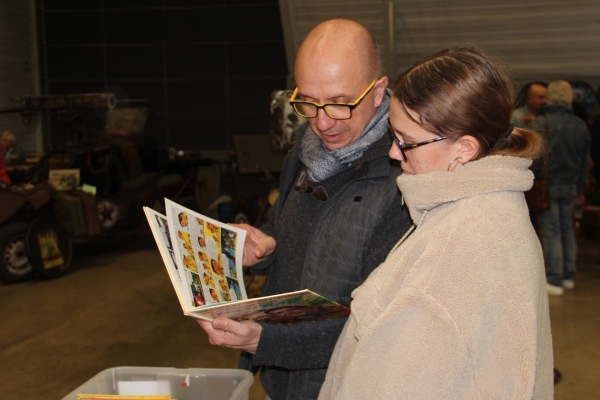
373, 76, 389, 107
455, 135, 480, 163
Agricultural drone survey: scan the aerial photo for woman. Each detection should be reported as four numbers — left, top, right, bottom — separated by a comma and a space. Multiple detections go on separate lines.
319, 47, 553, 399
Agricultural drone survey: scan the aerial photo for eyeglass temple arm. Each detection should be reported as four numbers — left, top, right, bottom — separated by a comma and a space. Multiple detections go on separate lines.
289, 87, 299, 102
348, 79, 378, 106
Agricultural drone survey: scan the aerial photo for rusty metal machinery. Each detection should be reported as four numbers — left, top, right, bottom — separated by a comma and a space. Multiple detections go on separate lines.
22, 93, 117, 111
0, 93, 117, 114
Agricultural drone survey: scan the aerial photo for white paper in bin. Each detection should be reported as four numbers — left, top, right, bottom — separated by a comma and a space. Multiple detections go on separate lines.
118, 381, 171, 395
61, 366, 254, 400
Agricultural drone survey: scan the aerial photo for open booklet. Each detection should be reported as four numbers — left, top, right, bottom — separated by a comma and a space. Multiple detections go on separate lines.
144, 199, 350, 323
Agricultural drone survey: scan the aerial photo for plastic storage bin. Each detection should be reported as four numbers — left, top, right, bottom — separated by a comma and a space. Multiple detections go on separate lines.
61, 366, 253, 400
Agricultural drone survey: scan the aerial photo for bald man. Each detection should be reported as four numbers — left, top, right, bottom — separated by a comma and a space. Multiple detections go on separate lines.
511, 82, 548, 128
198, 19, 412, 400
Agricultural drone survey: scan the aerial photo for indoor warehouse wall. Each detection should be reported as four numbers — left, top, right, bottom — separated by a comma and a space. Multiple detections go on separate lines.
0, 0, 42, 152
38, 0, 287, 151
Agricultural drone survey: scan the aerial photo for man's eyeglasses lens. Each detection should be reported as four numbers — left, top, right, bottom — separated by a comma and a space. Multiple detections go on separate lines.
289, 78, 377, 121
293, 103, 352, 120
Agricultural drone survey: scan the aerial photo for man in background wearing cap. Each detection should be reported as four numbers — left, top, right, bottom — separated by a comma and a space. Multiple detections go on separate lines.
532, 80, 590, 296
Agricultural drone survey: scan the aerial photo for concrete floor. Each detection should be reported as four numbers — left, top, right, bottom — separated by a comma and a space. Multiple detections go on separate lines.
549, 235, 600, 399
0, 232, 266, 400
1, 231, 599, 399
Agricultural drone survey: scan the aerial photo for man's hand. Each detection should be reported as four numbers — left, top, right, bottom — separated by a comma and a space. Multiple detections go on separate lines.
229, 223, 276, 266
197, 318, 262, 354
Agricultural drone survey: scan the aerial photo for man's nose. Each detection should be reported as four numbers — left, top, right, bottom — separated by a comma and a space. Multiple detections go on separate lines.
315, 108, 337, 131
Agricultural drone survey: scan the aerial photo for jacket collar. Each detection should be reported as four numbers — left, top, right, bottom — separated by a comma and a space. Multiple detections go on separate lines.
538, 104, 573, 115
397, 155, 534, 224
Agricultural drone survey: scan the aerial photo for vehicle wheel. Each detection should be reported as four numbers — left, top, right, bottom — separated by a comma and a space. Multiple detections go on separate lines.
97, 199, 119, 231
0, 222, 35, 283
26, 217, 73, 279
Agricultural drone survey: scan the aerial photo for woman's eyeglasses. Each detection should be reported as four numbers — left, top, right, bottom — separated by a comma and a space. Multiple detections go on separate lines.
388, 119, 446, 162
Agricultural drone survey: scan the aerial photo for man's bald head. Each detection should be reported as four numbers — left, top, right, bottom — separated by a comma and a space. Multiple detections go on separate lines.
295, 19, 382, 84
291, 19, 388, 151
526, 83, 547, 115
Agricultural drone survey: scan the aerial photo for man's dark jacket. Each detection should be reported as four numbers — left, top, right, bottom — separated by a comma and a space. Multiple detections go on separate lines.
239, 127, 412, 400
532, 104, 590, 192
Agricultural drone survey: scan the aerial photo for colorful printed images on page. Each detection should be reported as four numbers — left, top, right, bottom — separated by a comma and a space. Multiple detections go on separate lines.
167, 201, 244, 307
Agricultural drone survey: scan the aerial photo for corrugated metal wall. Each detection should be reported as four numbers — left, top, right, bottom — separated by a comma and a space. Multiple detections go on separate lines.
280, 0, 600, 89
0, 0, 42, 152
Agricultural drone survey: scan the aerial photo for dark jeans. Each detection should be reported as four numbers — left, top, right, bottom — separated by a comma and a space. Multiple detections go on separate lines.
537, 184, 577, 286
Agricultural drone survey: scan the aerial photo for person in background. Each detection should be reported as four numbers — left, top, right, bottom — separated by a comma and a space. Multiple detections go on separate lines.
589, 84, 600, 206
319, 47, 553, 399
197, 18, 412, 400
588, 85, 600, 264
511, 82, 548, 128
1, 130, 26, 165
0, 150, 12, 187
533, 80, 591, 295
513, 82, 549, 239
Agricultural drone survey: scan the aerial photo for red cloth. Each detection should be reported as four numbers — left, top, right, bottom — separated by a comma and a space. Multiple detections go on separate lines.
0, 151, 12, 185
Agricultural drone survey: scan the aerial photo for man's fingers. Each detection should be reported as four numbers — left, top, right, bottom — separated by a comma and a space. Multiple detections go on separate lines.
256, 238, 276, 258
228, 223, 252, 231
253, 240, 275, 261
198, 319, 211, 325
212, 317, 235, 331
197, 319, 230, 346
263, 241, 276, 257
254, 245, 266, 259
197, 319, 213, 331
197, 318, 234, 333
197, 318, 261, 354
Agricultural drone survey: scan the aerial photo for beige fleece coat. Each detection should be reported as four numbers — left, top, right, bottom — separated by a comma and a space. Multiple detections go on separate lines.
319, 156, 554, 400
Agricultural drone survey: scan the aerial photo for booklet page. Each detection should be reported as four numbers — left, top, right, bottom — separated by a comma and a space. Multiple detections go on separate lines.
145, 208, 192, 311
165, 199, 247, 308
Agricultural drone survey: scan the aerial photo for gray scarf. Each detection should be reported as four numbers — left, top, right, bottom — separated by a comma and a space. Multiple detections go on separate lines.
298, 89, 390, 183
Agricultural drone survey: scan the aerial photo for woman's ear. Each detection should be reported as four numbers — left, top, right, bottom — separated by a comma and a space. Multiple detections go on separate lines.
455, 135, 480, 163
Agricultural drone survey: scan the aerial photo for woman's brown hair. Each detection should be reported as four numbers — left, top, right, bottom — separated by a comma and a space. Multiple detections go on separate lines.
392, 46, 544, 160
